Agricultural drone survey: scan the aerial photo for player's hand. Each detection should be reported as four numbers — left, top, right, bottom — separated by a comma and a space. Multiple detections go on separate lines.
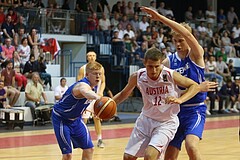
165, 96, 182, 104
200, 81, 218, 92
140, 6, 161, 21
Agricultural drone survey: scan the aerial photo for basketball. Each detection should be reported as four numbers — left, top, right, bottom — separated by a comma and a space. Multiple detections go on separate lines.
94, 97, 117, 120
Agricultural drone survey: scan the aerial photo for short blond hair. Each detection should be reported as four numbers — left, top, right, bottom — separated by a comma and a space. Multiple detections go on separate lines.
86, 61, 102, 73
171, 22, 192, 37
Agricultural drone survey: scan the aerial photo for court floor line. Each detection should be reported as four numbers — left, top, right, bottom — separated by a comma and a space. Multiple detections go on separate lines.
0, 118, 238, 149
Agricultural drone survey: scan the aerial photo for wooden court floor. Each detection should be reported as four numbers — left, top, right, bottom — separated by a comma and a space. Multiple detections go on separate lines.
0, 115, 239, 160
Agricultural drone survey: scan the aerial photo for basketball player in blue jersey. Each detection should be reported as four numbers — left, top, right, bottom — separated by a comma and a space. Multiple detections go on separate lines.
141, 7, 218, 160
52, 62, 103, 160
77, 51, 106, 148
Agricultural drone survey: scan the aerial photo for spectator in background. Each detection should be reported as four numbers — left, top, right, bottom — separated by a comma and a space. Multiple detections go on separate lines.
87, 12, 99, 44
97, 0, 111, 15
61, 0, 70, 10
157, 2, 166, 16
0, 80, 11, 109
28, 28, 41, 60
215, 47, 227, 62
205, 55, 223, 86
227, 7, 239, 27
48, 0, 57, 8
125, 1, 134, 18
195, 9, 205, 22
1, 15, 15, 40
205, 5, 216, 24
185, 6, 193, 23
14, 15, 27, 33
114, 23, 124, 40
197, 21, 209, 47
207, 78, 218, 115
123, 24, 135, 41
14, 27, 27, 48
221, 31, 236, 57
1, 38, 15, 68
123, 33, 135, 65
23, 54, 38, 79
139, 15, 149, 32
119, 14, 130, 31
110, 12, 120, 31
231, 31, 240, 57
54, 77, 68, 102
133, 2, 141, 14
211, 32, 222, 53
17, 37, 31, 66
111, 30, 125, 66
216, 55, 231, 82
1, 60, 20, 107
228, 59, 237, 80
37, 54, 52, 90
12, 51, 27, 91
232, 23, 240, 39
34, 0, 45, 8
25, 72, 48, 120
111, 1, 122, 16
6, 7, 18, 25
130, 13, 140, 33
231, 80, 240, 113
134, 41, 147, 67
98, 13, 111, 44
218, 79, 234, 114
217, 9, 227, 29
0, 6, 5, 29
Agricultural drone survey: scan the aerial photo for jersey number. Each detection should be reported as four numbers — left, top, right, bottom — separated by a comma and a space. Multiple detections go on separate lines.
154, 96, 162, 106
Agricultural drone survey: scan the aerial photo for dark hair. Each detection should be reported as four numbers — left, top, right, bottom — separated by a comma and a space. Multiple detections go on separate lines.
60, 77, 66, 83
5, 60, 13, 66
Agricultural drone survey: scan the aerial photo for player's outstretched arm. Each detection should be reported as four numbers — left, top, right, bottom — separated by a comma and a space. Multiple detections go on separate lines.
74, 82, 101, 100
172, 71, 200, 104
141, 6, 204, 63
113, 72, 137, 105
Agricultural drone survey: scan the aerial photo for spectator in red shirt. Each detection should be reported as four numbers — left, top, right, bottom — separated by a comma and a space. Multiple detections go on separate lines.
1, 60, 20, 107
87, 12, 99, 44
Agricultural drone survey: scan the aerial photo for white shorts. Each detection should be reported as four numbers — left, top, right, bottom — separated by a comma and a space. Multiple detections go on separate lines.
125, 114, 179, 158
82, 100, 95, 119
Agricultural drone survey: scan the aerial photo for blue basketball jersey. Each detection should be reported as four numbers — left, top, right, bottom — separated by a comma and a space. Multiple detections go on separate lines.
168, 52, 207, 105
53, 77, 95, 120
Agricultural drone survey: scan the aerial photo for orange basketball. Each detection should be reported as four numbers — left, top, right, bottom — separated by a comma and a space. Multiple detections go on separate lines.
94, 97, 117, 120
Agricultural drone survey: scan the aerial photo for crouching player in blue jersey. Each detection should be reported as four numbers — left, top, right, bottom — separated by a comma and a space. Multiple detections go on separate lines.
52, 62, 103, 160
141, 7, 218, 160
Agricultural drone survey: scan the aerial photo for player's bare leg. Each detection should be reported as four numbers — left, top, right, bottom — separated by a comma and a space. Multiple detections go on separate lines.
62, 153, 72, 160
164, 145, 179, 160
82, 148, 94, 160
93, 117, 104, 148
185, 135, 202, 160
144, 145, 160, 160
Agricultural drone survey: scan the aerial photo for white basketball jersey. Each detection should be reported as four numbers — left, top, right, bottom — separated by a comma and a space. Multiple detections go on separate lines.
137, 66, 180, 121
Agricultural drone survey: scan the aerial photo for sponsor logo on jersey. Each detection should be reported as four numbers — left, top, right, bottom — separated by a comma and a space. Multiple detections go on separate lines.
163, 74, 168, 82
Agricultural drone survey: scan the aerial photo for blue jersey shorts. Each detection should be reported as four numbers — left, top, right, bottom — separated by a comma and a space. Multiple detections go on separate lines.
169, 104, 207, 150
52, 112, 94, 154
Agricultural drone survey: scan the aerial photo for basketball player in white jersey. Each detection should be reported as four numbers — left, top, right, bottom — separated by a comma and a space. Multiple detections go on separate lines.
77, 51, 106, 148
113, 47, 200, 160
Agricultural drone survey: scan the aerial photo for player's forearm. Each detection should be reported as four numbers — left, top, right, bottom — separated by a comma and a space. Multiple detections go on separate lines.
155, 14, 191, 37
113, 90, 132, 105
178, 84, 200, 104
83, 89, 101, 100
